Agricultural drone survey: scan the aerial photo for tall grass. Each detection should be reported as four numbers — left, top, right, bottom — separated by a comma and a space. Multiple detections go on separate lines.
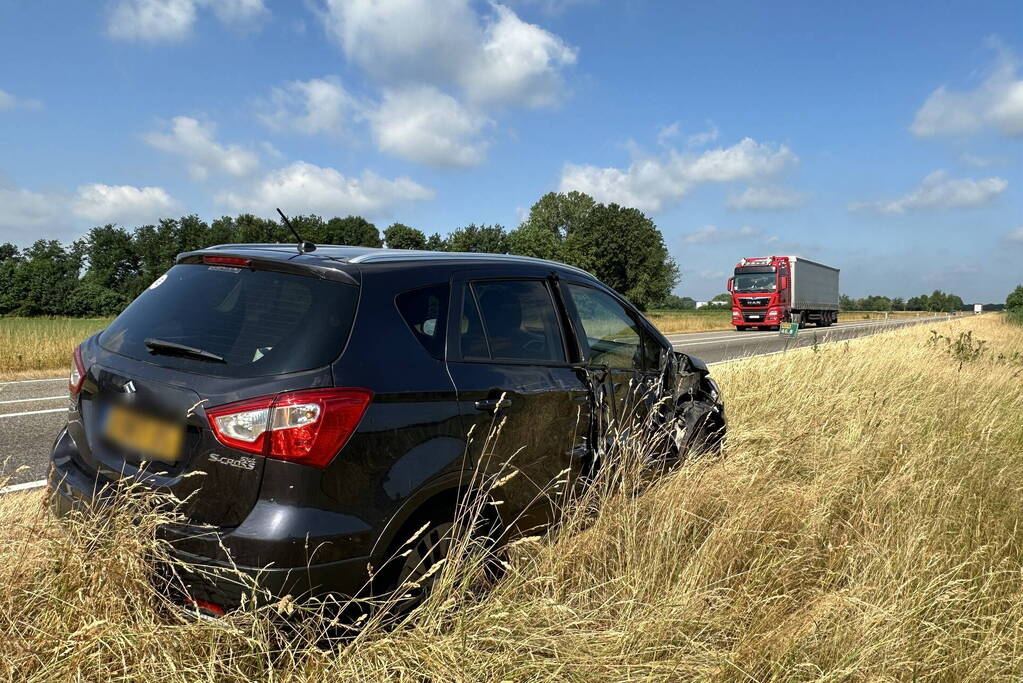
0, 317, 112, 380
0, 315, 1021, 680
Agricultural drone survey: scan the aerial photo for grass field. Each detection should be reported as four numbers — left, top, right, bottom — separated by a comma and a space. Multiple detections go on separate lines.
1, 314, 1020, 680
0, 317, 112, 380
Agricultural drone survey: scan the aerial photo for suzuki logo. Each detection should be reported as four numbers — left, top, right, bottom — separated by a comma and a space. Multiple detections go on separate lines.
123, 381, 136, 394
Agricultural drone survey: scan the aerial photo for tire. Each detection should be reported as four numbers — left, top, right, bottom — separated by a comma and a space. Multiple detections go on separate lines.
374, 515, 454, 620
374, 505, 502, 622
735, 325, 747, 331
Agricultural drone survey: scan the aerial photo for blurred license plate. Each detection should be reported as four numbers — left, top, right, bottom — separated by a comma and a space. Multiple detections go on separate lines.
104, 405, 183, 463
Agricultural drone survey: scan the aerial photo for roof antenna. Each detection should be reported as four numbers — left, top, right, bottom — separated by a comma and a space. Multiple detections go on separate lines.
276, 208, 316, 254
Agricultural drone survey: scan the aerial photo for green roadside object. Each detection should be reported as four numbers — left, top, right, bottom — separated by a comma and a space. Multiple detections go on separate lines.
779, 322, 799, 338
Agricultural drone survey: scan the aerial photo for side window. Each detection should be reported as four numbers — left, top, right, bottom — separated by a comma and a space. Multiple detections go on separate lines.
642, 329, 666, 371
459, 284, 490, 360
466, 280, 566, 362
566, 284, 645, 371
395, 284, 449, 360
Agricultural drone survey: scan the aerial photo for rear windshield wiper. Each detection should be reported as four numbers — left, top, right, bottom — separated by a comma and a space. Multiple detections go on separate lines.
144, 338, 226, 363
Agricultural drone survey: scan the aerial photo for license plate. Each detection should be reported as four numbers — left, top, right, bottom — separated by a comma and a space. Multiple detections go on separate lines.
749, 315, 761, 319
104, 404, 184, 463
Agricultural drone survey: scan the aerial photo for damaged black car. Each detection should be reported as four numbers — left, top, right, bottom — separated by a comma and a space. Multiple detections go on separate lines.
49, 245, 725, 615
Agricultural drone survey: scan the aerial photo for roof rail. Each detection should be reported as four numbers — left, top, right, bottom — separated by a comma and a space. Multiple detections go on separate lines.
347, 250, 595, 279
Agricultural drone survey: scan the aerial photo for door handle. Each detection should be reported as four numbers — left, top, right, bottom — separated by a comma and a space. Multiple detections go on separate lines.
475, 397, 512, 411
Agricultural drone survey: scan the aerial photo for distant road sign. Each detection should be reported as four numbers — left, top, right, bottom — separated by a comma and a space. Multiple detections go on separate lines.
779, 322, 799, 338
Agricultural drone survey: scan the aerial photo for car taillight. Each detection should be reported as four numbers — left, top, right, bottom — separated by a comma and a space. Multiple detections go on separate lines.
69, 345, 86, 395
206, 388, 373, 468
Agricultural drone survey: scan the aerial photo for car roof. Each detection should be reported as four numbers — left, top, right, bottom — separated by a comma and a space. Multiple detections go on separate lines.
183, 243, 598, 281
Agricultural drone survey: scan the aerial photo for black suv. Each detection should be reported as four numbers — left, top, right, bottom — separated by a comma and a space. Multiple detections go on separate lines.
49, 245, 724, 613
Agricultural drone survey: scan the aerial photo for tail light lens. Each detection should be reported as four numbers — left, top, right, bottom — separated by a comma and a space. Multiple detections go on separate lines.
69, 345, 86, 395
206, 388, 373, 468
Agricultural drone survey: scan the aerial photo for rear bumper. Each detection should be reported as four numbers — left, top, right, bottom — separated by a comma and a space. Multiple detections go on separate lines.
48, 427, 374, 610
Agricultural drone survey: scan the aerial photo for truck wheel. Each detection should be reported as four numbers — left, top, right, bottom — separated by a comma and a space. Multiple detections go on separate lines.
735, 325, 747, 331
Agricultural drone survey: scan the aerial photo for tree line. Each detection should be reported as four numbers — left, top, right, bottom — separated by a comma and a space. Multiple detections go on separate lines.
0, 191, 679, 317
839, 291, 974, 312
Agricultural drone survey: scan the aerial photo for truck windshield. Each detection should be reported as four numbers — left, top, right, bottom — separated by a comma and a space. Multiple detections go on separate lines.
733, 273, 777, 292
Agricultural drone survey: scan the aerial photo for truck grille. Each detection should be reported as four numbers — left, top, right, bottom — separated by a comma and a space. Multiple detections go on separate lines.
739, 297, 770, 307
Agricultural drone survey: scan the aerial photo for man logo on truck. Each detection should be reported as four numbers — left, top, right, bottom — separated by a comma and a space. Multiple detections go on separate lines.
727, 256, 840, 332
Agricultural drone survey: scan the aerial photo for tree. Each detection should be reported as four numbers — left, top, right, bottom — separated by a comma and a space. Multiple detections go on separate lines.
891, 296, 905, 311
4, 240, 82, 316
383, 223, 427, 250
839, 294, 856, 311
425, 233, 448, 251
562, 203, 678, 310
508, 191, 595, 261
705, 293, 731, 308
653, 294, 696, 310
323, 216, 382, 247
1006, 284, 1023, 311
447, 224, 509, 253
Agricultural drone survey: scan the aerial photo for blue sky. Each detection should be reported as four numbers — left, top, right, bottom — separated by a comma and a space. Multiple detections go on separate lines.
0, 0, 1020, 302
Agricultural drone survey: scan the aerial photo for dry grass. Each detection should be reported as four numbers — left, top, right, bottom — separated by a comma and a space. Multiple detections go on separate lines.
647, 310, 733, 333
1, 315, 1021, 680
0, 317, 112, 381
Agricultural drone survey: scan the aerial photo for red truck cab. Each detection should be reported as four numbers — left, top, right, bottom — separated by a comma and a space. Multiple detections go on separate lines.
727, 255, 839, 331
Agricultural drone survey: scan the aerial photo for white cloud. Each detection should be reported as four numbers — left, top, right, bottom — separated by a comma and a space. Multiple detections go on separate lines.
687, 122, 719, 147
0, 185, 66, 236
959, 152, 998, 168
0, 89, 42, 111
684, 225, 761, 245
727, 186, 807, 211
1006, 226, 1023, 244
207, 0, 268, 28
656, 122, 681, 147
319, 0, 576, 108
216, 161, 434, 217
459, 3, 576, 107
559, 138, 797, 212
259, 77, 354, 137
369, 86, 491, 167
107, 0, 267, 42
144, 116, 260, 180
911, 39, 1023, 138
72, 184, 180, 224
107, 0, 197, 41
850, 170, 1008, 214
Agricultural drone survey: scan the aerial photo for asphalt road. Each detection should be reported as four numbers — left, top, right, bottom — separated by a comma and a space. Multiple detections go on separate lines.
666, 315, 950, 365
0, 314, 950, 491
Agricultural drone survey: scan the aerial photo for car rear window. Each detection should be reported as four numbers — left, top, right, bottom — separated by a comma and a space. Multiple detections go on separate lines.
99, 263, 358, 377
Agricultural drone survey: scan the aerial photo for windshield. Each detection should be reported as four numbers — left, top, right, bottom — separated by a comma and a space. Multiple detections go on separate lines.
733, 272, 777, 293
100, 264, 359, 378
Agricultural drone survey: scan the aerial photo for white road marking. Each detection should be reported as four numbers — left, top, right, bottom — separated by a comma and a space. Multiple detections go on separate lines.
0, 395, 65, 405
0, 408, 65, 419
0, 376, 66, 386
0, 479, 47, 494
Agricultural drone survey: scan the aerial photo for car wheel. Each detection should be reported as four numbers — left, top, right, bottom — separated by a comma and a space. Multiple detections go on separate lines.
376, 516, 454, 619
375, 507, 503, 622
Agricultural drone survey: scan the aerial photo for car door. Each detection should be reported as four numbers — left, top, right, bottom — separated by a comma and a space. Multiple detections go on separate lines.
561, 282, 666, 460
445, 273, 591, 535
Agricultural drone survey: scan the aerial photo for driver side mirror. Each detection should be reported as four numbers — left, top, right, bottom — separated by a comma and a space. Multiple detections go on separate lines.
726, 278, 733, 292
